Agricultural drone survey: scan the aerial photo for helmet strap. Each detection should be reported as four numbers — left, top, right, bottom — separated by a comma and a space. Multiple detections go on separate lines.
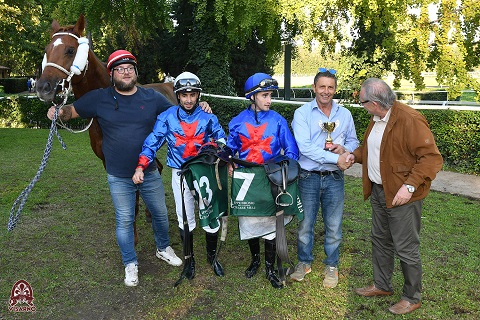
251, 95, 260, 124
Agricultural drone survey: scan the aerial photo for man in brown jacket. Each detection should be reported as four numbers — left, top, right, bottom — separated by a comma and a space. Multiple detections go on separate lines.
347, 78, 443, 315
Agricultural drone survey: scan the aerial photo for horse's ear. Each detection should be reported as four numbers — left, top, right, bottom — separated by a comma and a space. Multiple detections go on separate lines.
51, 19, 60, 35
73, 14, 86, 37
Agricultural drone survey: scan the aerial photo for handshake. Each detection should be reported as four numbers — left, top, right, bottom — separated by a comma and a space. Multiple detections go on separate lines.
329, 144, 355, 171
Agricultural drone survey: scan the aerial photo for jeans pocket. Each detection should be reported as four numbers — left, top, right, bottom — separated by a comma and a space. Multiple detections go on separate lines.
299, 169, 310, 180
332, 170, 344, 181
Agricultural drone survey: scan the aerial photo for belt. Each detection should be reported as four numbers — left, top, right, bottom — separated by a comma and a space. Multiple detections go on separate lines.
311, 170, 338, 176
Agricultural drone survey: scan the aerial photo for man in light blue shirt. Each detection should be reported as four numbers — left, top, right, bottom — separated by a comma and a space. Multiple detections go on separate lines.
290, 68, 359, 288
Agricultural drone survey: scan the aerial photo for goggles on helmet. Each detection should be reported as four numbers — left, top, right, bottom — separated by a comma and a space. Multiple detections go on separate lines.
246, 78, 278, 97
174, 78, 202, 93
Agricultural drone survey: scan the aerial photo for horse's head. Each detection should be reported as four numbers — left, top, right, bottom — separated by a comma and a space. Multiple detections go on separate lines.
36, 15, 89, 102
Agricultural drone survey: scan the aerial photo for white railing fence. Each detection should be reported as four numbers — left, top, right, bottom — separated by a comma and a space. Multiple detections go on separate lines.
202, 92, 480, 111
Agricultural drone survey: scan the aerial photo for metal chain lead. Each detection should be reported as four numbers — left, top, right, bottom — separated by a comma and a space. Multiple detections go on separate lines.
7, 108, 67, 231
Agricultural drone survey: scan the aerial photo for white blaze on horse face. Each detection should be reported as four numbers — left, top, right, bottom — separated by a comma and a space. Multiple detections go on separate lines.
53, 38, 63, 47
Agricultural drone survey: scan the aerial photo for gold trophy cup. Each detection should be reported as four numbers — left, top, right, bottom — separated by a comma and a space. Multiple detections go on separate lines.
321, 122, 337, 150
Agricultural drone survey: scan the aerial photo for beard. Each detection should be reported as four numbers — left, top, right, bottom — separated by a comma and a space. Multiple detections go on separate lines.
114, 76, 137, 92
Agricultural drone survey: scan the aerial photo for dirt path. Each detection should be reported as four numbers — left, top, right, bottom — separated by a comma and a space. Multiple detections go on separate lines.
345, 163, 480, 200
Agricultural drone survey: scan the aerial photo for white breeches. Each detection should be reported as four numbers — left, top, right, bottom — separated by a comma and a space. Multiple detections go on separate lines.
171, 168, 219, 233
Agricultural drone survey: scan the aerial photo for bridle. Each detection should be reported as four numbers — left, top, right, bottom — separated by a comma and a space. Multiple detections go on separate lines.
42, 32, 90, 100
42, 31, 92, 133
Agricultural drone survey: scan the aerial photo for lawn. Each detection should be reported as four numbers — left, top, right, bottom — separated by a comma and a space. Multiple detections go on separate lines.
1, 128, 479, 319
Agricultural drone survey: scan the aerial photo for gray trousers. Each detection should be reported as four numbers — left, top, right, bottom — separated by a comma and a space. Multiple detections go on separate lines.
370, 183, 423, 303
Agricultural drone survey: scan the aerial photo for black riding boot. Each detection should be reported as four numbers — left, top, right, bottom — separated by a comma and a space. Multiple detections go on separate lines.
206, 232, 225, 277
265, 238, 283, 289
180, 228, 195, 280
245, 238, 261, 278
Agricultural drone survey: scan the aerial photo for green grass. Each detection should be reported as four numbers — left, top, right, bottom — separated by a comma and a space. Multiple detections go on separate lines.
1, 128, 479, 319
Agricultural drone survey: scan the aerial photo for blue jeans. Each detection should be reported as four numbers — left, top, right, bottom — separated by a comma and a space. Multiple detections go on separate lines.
107, 170, 170, 266
297, 170, 344, 267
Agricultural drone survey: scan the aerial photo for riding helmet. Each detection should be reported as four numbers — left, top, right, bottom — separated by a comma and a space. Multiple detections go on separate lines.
107, 50, 137, 73
244, 73, 278, 99
174, 72, 202, 94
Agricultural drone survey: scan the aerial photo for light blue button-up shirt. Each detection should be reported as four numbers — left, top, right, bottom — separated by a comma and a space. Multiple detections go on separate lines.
292, 99, 359, 172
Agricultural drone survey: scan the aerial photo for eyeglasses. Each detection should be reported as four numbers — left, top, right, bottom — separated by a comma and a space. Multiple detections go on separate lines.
318, 68, 337, 75
359, 100, 370, 105
258, 78, 278, 88
113, 66, 136, 74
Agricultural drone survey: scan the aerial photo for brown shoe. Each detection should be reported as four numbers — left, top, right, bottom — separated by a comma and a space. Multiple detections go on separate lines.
355, 284, 393, 297
388, 299, 421, 315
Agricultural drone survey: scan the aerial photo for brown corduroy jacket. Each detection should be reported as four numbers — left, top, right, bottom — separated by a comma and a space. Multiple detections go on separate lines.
352, 100, 443, 208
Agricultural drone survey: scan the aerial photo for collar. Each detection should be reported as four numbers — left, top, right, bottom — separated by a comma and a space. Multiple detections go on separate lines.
373, 108, 392, 123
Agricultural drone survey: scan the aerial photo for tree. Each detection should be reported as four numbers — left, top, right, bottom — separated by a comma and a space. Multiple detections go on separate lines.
279, 0, 480, 100
152, 0, 284, 95
3, 0, 479, 101
0, 1, 48, 76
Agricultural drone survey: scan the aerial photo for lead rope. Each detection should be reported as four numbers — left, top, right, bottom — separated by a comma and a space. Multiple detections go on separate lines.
8, 107, 67, 231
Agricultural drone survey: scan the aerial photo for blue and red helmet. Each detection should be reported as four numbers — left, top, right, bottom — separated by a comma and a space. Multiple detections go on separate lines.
244, 73, 278, 99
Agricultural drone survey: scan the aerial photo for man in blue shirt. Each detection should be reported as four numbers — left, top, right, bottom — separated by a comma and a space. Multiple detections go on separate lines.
290, 68, 359, 288
46, 50, 198, 287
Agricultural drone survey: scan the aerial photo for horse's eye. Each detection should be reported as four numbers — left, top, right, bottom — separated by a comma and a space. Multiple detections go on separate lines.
66, 47, 75, 55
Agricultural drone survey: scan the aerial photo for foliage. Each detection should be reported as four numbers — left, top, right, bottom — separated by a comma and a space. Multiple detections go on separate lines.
0, 0, 47, 77
229, 37, 278, 96
17, 96, 52, 128
2, 95, 480, 173
202, 96, 248, 128
422, 109, 480, 173
347, 0, 480, 100
50, 0, 172, 47
0, 96, 24, 128
278, 0, 480, 100
1, 77, 29, 94
274, 45, 339, 76
396, 91, 449, 101
3, 1, 479, 103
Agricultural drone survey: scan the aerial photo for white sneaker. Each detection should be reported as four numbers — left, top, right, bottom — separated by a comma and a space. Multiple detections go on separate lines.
156, 246, 182, 266
124, 263, 138, 287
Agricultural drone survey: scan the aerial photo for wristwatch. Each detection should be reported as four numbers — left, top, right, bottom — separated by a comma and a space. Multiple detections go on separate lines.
404, 184, 416, 193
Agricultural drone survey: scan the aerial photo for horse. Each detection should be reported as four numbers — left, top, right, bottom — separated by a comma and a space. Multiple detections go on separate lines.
36, 14, 177, 246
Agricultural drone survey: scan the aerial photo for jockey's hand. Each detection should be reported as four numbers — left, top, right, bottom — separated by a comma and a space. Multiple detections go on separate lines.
132, 168, 144, 184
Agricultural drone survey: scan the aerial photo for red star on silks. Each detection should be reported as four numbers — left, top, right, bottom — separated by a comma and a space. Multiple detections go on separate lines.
174, 120, 205, 158
239, 122, 272, 163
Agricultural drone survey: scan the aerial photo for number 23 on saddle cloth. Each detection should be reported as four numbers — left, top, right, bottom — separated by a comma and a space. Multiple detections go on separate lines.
230, 157, 304, 221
